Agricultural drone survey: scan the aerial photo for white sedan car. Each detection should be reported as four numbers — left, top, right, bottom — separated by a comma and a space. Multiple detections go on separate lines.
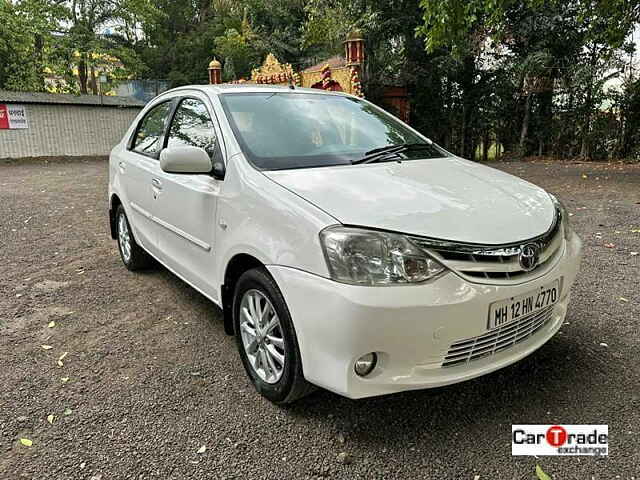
108, 85, 582, 403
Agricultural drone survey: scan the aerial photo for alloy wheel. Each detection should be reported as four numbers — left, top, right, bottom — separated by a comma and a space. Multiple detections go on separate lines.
117, 213, 132, 263
239, 289, 286, 384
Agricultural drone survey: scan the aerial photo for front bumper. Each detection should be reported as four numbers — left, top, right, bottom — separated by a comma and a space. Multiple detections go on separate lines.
268, 232, 582, 399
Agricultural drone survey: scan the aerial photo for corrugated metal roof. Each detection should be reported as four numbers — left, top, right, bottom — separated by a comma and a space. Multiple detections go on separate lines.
0, 90, 145, 108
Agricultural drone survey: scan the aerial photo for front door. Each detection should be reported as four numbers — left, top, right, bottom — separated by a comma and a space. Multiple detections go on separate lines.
121, 100, 174, 257
152, 96, 223, 300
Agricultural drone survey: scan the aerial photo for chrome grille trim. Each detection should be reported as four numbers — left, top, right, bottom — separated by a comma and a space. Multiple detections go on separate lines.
409, 207, 563, 282
409, 207, 561, 254
441, 306, 554, 367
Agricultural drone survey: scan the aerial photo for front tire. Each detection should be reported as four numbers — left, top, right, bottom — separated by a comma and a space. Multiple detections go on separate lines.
115, 205, 153, 271
233, 267, 315, 404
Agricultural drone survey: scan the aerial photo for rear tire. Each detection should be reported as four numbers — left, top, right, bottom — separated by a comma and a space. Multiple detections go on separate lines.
115, 205, 154, 271
233, 267, 315, 404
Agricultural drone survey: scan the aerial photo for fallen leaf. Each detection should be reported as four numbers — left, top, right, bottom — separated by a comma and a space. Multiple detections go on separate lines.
581, 174, 588, 179
536, 465, 552, 480
41, 345, 53, 350
20, 438, 33, 447
48, 321, 56, 328
599, 342, 609, 348
61, 377, 70, 383
63, 408, 72, 416
619, 297, 629, 303
604, 243, 615, 248
47, 414, 55, 424
337, 452, 353, 465
197, 445, 206, 454
57, 352, 68, 367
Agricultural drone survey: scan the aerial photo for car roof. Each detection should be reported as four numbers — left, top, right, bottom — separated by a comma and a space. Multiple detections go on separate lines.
163, 84, 353, 98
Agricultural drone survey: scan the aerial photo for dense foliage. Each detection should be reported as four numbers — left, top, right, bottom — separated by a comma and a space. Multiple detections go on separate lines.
1, 0, 639, 160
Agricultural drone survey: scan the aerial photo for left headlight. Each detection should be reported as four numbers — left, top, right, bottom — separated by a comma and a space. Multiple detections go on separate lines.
319, 226, 446, 286
549, 194, 571, 239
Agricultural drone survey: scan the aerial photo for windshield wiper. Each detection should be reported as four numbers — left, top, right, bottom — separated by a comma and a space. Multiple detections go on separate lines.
352, 143, 434, 165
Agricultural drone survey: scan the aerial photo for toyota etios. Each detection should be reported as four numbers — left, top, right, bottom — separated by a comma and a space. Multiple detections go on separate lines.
109, 85, 582, 404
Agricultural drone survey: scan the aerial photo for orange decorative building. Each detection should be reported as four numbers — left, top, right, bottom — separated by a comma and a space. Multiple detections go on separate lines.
208, 31, 408, 121
207, 58, 222, 85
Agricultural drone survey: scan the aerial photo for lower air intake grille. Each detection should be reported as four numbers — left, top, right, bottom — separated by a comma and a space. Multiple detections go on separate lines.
442, 306, 554, 367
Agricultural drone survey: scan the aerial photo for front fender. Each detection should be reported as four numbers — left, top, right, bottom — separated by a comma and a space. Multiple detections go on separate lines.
214, 155, 336, 294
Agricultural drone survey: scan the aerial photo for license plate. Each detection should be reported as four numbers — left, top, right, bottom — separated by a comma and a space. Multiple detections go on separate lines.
487, 279, 560, 330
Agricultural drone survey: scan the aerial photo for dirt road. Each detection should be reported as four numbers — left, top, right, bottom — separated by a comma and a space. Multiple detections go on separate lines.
1, 158, 639, 479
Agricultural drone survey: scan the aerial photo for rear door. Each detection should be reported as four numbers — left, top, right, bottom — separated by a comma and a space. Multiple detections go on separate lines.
152, 95, 224, 300
120, 99, 174, 257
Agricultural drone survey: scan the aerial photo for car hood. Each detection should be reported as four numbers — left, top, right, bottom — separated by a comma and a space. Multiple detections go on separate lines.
263, 157, 556, 245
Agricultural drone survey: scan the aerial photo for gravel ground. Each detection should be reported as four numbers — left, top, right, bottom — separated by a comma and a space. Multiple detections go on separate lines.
1, 157, 639, 480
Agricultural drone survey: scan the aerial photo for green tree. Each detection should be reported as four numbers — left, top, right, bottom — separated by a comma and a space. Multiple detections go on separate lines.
58, 0, 144, 94
417, 0, 639, 159
0, 0, 65, 91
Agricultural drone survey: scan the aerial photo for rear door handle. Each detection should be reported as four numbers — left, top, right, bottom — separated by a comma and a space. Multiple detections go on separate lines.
151, 178, 162, 189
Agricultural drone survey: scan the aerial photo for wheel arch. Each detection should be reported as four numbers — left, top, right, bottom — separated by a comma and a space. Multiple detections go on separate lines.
221, 253, 265, 335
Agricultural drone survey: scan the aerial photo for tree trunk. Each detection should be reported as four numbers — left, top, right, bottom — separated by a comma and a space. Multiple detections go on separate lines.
78, 54, 88, 94
459, 54, 476, 159
460, 104, 466, 157
615, 106, 625, 158
90, 65, 98, 95
482, 131, 489, 161
538, 88, 553, 157
581, 45, 598, 160
580, 129, 590, 159
519, 92, 532, 156
34, 34, 45, 91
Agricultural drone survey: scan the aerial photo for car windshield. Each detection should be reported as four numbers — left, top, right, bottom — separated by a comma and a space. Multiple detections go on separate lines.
219, 92, 447, 170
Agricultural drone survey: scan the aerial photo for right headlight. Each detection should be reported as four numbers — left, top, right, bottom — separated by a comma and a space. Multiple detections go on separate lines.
319, 226, 446, 286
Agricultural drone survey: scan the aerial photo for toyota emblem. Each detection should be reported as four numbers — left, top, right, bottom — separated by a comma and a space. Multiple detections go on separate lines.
519, 243, 540, 272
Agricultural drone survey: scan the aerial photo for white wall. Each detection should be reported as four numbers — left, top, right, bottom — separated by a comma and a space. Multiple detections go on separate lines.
0, 104, 141, 159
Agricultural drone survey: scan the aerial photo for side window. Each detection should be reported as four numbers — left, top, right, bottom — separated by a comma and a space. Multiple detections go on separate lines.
167, 98, 219, 158
132, 101, 172, 156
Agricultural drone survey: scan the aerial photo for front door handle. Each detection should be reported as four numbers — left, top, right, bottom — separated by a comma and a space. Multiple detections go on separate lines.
151, 178, 162, 199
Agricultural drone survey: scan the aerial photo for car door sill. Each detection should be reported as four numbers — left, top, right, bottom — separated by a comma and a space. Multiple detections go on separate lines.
135, 238, 221, 308
130, 201, 212, 252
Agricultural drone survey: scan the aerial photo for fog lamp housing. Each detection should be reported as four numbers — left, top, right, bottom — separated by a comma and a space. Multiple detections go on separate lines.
354, 352, 377, 377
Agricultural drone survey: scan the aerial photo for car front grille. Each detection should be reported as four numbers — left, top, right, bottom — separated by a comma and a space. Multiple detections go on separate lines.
409, 208, 563, 284
441, 306, 555, 367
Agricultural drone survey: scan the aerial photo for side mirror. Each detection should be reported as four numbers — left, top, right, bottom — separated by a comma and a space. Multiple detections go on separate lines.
160, 146, 212, 174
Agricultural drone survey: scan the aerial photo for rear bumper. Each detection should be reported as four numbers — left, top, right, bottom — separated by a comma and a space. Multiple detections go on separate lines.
268, 232, 582, 399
